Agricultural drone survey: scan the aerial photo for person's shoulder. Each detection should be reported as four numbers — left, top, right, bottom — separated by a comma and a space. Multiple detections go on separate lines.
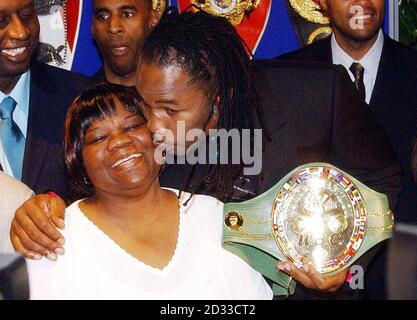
30, 61, 94, 88
177, 191, 224, 235
59, 200, 95, 251
277, 36, 331, 62
64, 200, 85, 225
52, 200, 86, 238
182, 192, 224, 214
0, 172, 33, 196
384, 36, 417, 68
254, 49, 341, 75
66, 200, 82, 212
252, 58, 347, 87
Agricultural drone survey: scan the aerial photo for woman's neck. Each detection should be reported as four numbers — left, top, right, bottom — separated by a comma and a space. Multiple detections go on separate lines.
79, 182, 181, 269
83, 182, 178, 230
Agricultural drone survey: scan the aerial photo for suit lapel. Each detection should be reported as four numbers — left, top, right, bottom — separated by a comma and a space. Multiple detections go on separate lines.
22, 62, 55, 189
369, 36, 395, 108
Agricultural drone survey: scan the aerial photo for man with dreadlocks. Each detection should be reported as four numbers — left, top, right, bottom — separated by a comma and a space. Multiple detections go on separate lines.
10, 9, 400, 299
134, 9, 401, 299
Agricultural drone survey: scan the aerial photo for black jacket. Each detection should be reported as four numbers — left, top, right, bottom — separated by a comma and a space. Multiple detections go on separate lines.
22, 62, 94, 198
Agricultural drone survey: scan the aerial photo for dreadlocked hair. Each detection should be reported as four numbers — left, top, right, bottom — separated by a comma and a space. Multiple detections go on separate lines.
141, 9, 270, 202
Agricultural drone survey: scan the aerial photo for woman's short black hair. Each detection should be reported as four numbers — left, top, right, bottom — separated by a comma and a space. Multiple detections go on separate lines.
64, 82, 143, 200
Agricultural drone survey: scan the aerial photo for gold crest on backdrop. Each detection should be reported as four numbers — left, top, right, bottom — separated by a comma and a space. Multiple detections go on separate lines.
152, 0, 167, 13
288, 0, 329, 24
190, 0, 260, 25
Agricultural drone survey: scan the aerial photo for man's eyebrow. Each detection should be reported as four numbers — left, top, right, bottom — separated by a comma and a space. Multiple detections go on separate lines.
155, 99, 177, 105
94, 7, 109, 15
119, 4, 138, 11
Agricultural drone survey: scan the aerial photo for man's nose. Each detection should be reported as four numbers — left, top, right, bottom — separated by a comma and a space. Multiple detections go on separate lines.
146, 113, 167, 137
7, 15, 30, 41
108, 15, 123, 34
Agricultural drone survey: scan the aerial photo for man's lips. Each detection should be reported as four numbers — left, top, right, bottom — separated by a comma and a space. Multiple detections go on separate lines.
352, 14, 373, 21
110, 44, 129, 57
1, 46, 29, 62
111, 153, 144, 169
350, 8, 375, 21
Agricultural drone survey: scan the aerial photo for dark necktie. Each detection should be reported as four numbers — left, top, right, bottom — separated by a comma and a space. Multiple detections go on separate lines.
0, 97, 25, 179
349, 62, 366, 101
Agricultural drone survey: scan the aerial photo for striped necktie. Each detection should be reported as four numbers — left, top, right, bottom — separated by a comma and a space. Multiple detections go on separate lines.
349, 62, 366, 101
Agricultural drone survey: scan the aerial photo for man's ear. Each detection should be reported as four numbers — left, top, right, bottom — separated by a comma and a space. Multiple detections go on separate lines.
204, 97, 221, 133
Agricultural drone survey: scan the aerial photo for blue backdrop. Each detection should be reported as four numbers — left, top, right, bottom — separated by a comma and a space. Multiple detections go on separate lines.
70, 0, 392, 77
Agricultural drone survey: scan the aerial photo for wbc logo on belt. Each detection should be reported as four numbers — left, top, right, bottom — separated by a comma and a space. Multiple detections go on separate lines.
177, 0, 271, 54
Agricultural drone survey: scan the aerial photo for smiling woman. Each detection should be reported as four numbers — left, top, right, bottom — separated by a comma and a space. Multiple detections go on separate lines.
24, 82, 272, 300
63, 82, 150, 200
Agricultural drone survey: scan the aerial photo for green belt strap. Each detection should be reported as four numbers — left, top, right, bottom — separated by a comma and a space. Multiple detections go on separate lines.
222, 162, 394, 297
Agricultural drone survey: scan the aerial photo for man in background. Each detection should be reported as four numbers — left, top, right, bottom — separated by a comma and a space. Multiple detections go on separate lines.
0, 0, 92, 197
91, 0, 164, 85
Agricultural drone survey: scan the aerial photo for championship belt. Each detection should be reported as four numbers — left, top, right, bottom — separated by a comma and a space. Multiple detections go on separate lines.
222, 163, 394, 296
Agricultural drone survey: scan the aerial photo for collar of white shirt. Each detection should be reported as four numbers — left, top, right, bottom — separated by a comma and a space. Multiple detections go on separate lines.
0, 71, 31, 138
331, 29, 384, 104
0, 71, 30, 177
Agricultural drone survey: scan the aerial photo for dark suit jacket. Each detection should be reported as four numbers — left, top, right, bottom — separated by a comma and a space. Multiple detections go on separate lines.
22, 62, 94, 198
279, 34, 417, 223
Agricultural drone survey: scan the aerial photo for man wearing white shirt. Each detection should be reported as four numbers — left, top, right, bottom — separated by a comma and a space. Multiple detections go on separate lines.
0, 72, 30, 179
330, 29, 384, 104
279, 0, 417, 299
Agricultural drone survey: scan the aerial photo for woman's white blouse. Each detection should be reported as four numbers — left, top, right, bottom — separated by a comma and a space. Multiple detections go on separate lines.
27, 191, 273, 300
